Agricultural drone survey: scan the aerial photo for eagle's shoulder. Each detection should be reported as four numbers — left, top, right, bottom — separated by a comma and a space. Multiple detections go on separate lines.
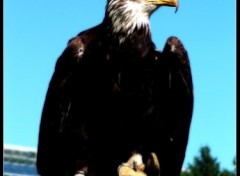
66, 36, 85, 59
54, 36, 84, 74
58, 23, 104, 62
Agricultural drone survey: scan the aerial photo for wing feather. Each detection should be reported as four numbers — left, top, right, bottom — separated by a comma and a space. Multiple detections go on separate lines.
153, 36, 194, 176
36, 36, 85, 175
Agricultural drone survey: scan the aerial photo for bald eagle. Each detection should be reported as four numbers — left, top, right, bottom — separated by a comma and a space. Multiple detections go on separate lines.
36, 0, 194, 176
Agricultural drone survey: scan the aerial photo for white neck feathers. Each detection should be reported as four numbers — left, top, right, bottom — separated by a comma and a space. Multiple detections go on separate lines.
107, 0, 156, 43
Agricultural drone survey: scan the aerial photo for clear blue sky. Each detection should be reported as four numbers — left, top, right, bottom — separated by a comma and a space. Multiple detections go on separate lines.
4, 0, 236, 171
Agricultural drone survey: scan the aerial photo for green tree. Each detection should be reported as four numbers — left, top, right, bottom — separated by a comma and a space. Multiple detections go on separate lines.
219, 169, 235, 176
219, 157, 237, 176
180, 170, 191, 176
187, 146, 220, 176
232, 156, 236, 173
180, 146, 236, 176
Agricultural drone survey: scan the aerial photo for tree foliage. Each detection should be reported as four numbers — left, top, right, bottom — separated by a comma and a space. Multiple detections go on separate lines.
181, 146, 235, 176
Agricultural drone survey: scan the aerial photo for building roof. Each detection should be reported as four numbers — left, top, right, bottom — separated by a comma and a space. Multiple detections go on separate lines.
4, 144, 38, 176
4, 144, 37, 153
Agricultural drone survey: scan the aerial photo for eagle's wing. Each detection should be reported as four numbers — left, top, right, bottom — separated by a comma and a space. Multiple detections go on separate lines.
152, 36, 194, 176
36, 36, 87, 175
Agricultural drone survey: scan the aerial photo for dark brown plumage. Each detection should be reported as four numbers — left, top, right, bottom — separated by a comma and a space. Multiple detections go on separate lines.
36, 0, 193, 176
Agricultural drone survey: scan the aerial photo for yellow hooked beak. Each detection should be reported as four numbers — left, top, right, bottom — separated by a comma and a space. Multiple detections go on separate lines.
146, 0, 179, 13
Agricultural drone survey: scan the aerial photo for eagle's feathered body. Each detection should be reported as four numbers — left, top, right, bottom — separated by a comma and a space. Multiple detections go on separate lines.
37, 0, 193, 176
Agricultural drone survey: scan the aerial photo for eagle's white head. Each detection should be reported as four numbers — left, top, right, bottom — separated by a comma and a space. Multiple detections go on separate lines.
106, 0, 178, 42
